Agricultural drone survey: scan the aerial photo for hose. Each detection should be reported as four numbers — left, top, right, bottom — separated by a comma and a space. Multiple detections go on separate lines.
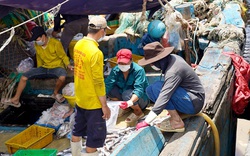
182, 113, 220, 156
197, 113, 220, 156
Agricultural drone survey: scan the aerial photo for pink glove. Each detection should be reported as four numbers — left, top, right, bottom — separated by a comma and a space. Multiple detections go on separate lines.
119, 100, 133, 109
136, 121, 149, 130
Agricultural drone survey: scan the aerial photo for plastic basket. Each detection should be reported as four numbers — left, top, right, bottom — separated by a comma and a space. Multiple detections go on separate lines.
107, 54, 144, 68
13, 149, 57, 156
5, 125, 55, 154
63, 95, 75, 107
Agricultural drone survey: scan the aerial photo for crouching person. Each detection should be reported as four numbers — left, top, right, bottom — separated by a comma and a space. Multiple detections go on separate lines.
136, 42, 205, 132
105, 49, 150, 125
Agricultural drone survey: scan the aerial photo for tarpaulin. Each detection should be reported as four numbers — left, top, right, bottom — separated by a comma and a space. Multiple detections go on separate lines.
0, 0, 161, 15
223, 52, 250, 114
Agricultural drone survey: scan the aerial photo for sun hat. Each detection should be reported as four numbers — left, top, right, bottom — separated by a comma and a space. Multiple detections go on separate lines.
88, 16, 111, 30
138, 42, 174, 66
116, 49, 132, 64
30, 26, 46, 41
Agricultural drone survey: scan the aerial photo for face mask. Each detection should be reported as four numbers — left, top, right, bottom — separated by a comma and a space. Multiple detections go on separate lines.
151, 65, 161, 71
97, 36, 104, 42
118, 64, 130, 72
97, 31, 106, 42
36, 39, 45, 46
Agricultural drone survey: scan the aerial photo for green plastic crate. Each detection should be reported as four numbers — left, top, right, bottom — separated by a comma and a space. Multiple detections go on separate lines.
13, 149, 57, 156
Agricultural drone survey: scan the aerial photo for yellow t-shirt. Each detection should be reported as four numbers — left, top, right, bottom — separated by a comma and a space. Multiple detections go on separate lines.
73, 37, 105, 109
35, 37, 70, 69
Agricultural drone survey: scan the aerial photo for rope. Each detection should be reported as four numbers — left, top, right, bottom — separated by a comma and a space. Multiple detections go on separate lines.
192, 18, 199, 65
0, 0, 68, 36
141, 0, 147, 22
0, 0, 69, 52
0, 28, 15, 52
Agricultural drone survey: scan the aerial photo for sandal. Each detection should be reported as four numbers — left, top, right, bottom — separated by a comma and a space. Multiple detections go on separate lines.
1, 99, 21, 108
51, 94, 65, 103
125, 112, 144, 123
118, 108, 131, 117
156, 118, 185, 133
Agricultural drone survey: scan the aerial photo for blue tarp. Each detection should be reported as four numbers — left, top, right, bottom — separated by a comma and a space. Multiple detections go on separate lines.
0, 0, 161, 15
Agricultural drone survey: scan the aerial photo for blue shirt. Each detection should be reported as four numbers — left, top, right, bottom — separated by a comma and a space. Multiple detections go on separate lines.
105, 62, 149, 101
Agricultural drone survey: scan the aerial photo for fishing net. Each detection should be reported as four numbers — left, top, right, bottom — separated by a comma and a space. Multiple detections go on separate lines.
115, 12, 149, 37
0, 31, 29, 77
0, 9, 51, 77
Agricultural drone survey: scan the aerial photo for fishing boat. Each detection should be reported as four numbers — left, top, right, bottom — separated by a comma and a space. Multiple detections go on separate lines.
0, 0, 249, 156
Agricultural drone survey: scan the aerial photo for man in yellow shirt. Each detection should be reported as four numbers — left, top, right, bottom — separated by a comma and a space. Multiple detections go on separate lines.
3, 26, 73, 107
71, 16, 111, 156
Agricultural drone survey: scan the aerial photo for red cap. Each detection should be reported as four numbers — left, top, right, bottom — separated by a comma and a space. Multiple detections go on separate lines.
116, 49, 132, 64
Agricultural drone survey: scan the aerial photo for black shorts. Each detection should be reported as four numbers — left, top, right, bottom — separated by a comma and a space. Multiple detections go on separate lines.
72, 105, 107, 148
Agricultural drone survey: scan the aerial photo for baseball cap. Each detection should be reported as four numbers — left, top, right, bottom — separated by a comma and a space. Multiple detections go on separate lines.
116, 49, 132, 64
30, 26, 46, 41
88, 16, 110, 30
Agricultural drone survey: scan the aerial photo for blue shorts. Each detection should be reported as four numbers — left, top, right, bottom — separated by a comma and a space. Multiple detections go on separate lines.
72, 105, 106, 148
146, 81, 195, 114
23, 67, 67, 79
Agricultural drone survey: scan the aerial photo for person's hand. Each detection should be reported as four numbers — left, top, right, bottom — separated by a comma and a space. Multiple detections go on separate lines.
119, 100, 133, 109
67, 65, 74, 71
52, 30, 61, 38
136, 121, 149, 130
102, 105, 111, 120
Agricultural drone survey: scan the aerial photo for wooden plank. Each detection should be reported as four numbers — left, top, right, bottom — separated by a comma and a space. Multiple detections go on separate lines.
195, 46, 232, 117
200, 69, 236, 156
111, 126, 165, 156
159, 116, 205, 156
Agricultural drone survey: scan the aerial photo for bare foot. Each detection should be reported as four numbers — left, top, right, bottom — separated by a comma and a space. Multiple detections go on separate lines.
11, 98, 20, 105
170, 118, 185, 129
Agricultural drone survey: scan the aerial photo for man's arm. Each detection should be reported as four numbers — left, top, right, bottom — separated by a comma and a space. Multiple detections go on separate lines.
98, 95, 110, 120
52, 14, 62, 38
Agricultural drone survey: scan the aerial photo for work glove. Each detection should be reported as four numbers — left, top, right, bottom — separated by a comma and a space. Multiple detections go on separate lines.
119, 100, 133, 109
136, 111, 157, 130
136, 121, 149, 130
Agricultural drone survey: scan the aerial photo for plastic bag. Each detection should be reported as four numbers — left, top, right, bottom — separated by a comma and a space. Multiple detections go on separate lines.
36, 102, 71, 128
106, 101, 120, 132
16, 57, 34, 73
62, 82, 75, 96
223, 52, 250, 114
164, 11, 184, 51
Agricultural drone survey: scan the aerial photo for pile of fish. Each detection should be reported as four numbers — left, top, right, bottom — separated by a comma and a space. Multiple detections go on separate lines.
56, 127, 136, 156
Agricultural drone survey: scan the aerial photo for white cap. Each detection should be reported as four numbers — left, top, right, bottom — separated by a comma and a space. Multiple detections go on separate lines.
88, 16, 110, 30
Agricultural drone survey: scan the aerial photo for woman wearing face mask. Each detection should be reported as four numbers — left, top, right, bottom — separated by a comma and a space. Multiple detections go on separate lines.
105, 49, 150, 125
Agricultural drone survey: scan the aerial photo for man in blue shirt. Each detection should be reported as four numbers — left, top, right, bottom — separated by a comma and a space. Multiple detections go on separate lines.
105, 49, 150, 124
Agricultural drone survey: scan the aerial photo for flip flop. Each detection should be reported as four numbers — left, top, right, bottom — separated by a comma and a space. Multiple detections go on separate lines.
118, 108, 131, 117
125, 112, 144, 123
156, 118, 185, 133
2, 99, 21, 108
51, 94, 65, 103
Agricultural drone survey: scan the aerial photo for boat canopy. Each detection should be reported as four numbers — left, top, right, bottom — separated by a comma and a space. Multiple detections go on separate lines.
0, 0, 161, 17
